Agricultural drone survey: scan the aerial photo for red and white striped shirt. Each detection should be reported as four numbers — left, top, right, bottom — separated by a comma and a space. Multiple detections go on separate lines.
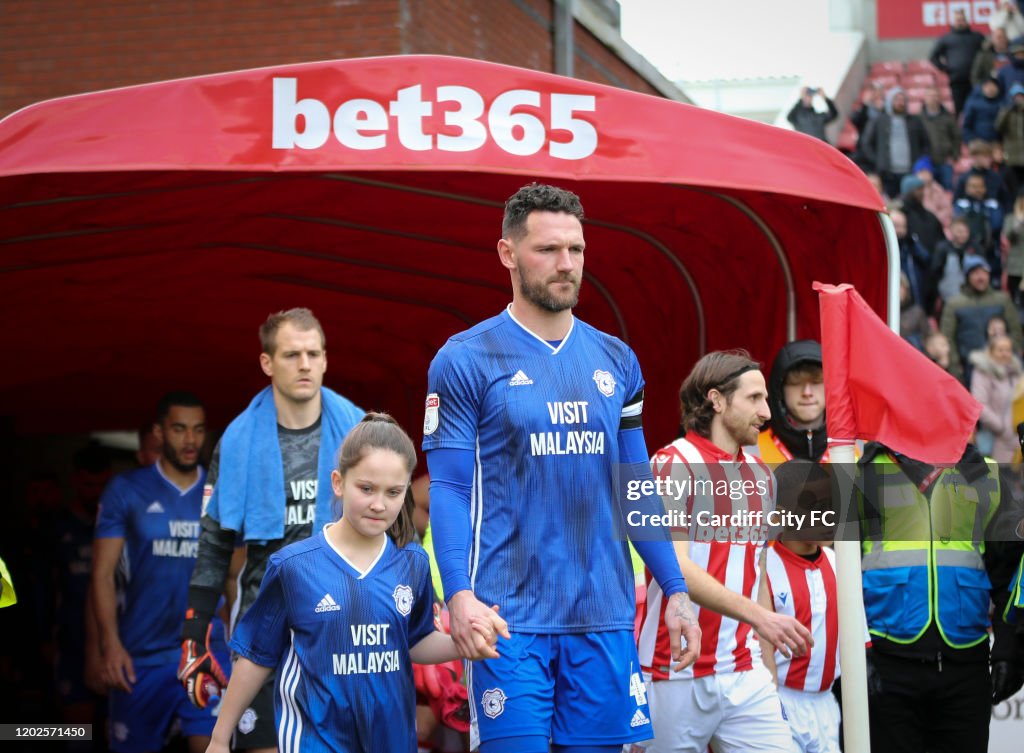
638, 433, 774, 681
764, 542, 838, 692
763, 542, 869, 692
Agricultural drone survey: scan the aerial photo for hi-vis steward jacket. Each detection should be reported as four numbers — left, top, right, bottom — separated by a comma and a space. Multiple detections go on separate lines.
858, 449, 1001, 648
1007, 553, 1024, 625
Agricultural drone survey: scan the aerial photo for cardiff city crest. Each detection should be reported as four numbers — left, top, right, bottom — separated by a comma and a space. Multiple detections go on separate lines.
393, 584, 413, 616
481, 687, 507, 718
593, 369, 616, 397
238, 708, 258, 735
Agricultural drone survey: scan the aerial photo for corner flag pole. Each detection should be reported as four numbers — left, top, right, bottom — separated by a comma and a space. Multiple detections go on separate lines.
829, 442, 870, 753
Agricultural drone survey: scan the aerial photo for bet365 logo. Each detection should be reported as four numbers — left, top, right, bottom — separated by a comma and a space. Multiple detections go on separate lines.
272, 78, 598, 159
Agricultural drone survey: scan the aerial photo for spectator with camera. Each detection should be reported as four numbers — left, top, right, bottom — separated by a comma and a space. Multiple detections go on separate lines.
787, 87, 838, 143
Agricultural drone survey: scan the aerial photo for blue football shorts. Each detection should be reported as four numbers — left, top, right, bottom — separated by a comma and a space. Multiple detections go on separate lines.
467, 630, 653, 748
107, 652, 229, 753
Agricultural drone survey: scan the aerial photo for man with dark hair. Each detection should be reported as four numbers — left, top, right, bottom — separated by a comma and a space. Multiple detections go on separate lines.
638, 351, 806, 753
425, 182, 699, 752
92, 392, 227, 753
156, 390, 203, 423
930, 8, 987, 115
954, 140, 1011, 208
956, 172, 1005, 276
752, 340, 828, 463
180, 309, 363, 753
500, 180, 584, 239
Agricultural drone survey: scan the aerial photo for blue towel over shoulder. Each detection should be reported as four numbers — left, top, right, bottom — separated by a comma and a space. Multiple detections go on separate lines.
205, 386, 363, 541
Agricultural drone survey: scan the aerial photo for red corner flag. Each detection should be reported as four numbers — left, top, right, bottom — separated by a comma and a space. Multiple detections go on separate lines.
814, 282, 982, 465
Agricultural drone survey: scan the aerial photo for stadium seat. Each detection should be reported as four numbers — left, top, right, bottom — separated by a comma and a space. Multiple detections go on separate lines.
905, 59, 939, 74
905, 86, 931, 102
871, 60, 904, 76
869, 73, 901, 88
904, 72, 936, 87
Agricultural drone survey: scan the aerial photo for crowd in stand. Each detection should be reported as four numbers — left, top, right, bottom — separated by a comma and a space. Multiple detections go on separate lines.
830, 5, 1024, 460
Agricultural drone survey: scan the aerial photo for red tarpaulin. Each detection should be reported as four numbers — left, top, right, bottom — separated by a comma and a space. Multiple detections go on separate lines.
0, 55, 887, 443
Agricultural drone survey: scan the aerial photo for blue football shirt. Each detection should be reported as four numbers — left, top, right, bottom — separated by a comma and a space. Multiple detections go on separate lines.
230, 531, 435, 753
423, 307, 642, 633
95, 463, 227, 666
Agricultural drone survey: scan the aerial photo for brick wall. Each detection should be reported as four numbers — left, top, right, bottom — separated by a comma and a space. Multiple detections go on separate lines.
0, 0, 661, 118
404, 0, 661, 96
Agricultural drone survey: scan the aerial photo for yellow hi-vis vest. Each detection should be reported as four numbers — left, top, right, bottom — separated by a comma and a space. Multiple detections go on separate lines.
0, 556, 15, 607
858, 454, 1000, 648
1005, 553, 1024, 625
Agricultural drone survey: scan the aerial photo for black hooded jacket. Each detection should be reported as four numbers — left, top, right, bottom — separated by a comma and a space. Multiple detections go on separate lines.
768, 340, 828, 461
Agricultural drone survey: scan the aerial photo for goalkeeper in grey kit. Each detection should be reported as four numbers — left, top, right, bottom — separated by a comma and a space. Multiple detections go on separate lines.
178, 308, 362, 750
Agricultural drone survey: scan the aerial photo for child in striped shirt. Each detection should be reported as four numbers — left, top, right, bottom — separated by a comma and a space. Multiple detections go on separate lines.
758, 461, 869, 753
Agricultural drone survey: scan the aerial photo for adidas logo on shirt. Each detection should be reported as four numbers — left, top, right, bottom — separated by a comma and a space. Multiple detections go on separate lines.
630, 708, 650, 728
315, 593, 341, 613
146, 501, 165, 514
509, 369, 533, 386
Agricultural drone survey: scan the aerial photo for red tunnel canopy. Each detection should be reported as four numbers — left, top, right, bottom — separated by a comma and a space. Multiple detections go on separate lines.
0, 55, 887, 445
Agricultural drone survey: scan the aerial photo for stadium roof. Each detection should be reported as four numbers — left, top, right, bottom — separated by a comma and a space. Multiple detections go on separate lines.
0, 54, 887, 441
